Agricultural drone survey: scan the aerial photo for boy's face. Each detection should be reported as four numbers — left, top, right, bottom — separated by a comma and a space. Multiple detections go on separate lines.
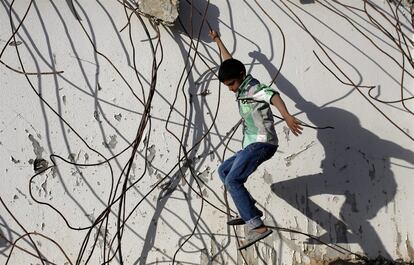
223, 73, 245, 93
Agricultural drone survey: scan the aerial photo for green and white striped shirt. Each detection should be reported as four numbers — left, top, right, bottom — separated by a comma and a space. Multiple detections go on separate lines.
236, 74, 279, 148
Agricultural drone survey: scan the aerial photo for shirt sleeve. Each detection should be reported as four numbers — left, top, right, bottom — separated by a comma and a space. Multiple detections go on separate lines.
251, 84, 279, 104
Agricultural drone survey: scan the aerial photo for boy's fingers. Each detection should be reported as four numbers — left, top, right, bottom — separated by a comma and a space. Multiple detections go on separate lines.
289, 121, 303, 136
294, 120, 303, 130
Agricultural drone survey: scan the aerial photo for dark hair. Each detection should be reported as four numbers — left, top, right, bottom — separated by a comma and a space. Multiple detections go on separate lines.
218, 58, 246, 82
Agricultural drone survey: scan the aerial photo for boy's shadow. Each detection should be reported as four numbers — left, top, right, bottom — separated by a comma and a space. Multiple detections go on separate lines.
249, 51, 414, 259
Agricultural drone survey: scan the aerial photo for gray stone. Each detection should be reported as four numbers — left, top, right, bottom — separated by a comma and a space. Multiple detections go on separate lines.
139, 0, 179, 25
33, 158, 48, 172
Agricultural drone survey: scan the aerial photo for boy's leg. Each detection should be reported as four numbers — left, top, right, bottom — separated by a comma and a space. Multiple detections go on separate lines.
218, 151, 252, 225
217, 151, 239, 183
224, 142, 277, 229
218, 152, 240, 221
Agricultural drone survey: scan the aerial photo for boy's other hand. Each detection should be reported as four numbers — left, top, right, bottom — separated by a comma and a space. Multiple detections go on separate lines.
285, 115, 303, 136
209, 30, 219, 41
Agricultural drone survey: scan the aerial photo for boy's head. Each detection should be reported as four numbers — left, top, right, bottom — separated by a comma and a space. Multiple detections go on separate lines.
218, 58, 246, 92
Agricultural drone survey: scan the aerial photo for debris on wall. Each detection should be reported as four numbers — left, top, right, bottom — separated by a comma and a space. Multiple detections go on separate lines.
138, 0, 179, 25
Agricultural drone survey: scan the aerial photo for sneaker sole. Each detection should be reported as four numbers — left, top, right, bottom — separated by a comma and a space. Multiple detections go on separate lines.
227, 218, 245, 226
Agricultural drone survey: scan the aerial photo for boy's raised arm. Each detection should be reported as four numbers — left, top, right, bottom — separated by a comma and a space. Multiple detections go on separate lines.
209, 30, 232, 61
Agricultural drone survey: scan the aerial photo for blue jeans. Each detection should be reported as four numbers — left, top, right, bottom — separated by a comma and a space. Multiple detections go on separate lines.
218, 142, 278, 229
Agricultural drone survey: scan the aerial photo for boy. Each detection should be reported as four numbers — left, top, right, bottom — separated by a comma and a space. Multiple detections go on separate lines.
209, 30, 303, 250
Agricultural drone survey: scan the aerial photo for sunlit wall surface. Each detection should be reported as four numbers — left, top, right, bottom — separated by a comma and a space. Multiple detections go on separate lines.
0, 0, 413, 264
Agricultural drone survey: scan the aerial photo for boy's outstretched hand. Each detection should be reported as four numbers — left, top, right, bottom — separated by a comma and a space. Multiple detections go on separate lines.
284, 115, 303, 136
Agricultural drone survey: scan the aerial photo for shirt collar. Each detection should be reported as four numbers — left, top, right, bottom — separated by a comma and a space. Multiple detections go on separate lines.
237, 74, 252, 95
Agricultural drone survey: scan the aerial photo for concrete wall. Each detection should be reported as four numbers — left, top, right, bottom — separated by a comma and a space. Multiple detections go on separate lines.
1, 0, 413, 264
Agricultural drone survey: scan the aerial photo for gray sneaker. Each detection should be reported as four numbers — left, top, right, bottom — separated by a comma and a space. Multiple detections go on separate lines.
238, 227, 273, 250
